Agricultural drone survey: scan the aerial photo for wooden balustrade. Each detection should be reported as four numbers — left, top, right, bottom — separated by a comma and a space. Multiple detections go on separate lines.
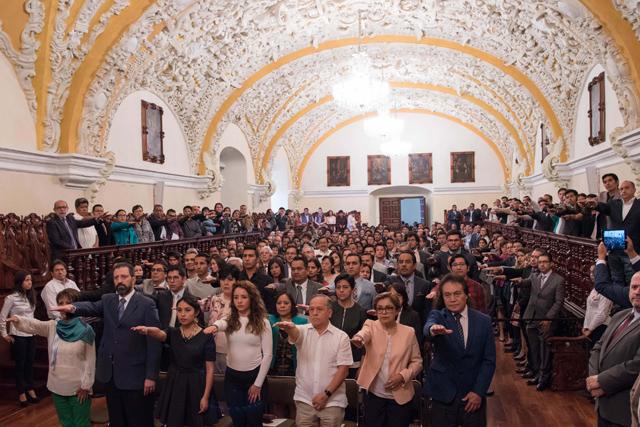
63, 232, 262, 290
483, 222, 597, 314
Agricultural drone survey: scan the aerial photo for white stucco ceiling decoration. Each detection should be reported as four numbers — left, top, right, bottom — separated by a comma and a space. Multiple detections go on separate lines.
278, 87, 516, 187
75, 0, 640, 179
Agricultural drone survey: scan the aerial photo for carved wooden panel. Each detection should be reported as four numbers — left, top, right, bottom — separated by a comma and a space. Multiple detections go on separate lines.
379, 198, 401, 230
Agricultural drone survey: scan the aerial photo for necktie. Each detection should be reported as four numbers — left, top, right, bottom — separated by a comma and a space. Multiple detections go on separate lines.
63, 217, 78, 249
404, 278, 413, 305
453, 312, 465, 348
170, 294, 178, 327
118, 298, 126, 321
540, 274, 548, 289
611, 313, 634, 342
296, 285, 303, 305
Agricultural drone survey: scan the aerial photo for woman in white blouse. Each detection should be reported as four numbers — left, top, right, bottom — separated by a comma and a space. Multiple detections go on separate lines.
0, 271, 38, 406
205, 280, 272, 427
7, 288, 95, 426
582, 265, 613, 348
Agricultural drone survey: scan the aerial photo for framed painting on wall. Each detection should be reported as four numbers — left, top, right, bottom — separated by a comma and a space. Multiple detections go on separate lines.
408, 153, 433, 184
327, 156, 350, 186
141, 100, 165, 164
368, 155, 391, 185
588, 71, 606, 146
450, 151, 475, 183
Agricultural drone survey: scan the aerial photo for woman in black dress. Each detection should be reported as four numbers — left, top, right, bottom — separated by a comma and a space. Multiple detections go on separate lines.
133, 296, 217, 427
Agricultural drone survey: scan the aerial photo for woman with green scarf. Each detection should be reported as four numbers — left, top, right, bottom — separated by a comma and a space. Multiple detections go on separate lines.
7, 288, 95, 427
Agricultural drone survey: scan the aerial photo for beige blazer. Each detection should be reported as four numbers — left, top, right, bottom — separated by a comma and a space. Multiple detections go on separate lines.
355, 319, 422, 405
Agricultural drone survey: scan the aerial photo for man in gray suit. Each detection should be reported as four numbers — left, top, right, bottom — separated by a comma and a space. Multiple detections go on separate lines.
278, 256, 322, 307
522, 252, 565, 391
588, 271, 640, 427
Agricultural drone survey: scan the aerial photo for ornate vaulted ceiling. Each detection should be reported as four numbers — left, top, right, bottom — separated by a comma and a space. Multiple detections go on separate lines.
2, 0, 640, 188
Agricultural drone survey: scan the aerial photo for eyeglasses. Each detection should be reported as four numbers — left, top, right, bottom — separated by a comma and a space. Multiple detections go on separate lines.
375, 306, 396, 313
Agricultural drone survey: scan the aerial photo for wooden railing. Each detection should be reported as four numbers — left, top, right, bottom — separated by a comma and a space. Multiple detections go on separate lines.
63, 232, 261, 290
483, 222, 597, 314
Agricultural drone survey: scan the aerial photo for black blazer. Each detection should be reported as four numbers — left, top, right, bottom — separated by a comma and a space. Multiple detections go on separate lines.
387, 275, 434, 324
73, 292, 162, 390
46, 214, 97, 261
530, 211, 554, 232
372, 269, 388, 283
154, 289, 204, 329
598, 199, 640, 250
399, 306, 424, 347
147, 214, 169, 241
94, 221, 113, 246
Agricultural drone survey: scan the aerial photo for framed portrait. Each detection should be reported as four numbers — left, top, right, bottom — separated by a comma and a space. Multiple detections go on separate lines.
368, 155, 391, 185
141, 100, 165, 164
588, 71, 606, 146
450, 151, 475, 183
327, 156, 350, 186
408, 153, 433, 184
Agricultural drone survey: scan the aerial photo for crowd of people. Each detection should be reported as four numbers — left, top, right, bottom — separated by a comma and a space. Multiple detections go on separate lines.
0, 171, 639, 427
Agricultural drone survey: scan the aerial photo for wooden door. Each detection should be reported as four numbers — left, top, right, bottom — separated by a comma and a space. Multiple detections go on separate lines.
379, 197, 401, 229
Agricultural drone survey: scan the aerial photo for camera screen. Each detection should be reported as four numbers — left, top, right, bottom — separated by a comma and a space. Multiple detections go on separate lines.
604, 230, 626, 251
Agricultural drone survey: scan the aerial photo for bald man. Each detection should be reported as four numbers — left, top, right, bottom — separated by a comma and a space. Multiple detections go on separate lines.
46, 200, 106, 261
596, 180, 640, 284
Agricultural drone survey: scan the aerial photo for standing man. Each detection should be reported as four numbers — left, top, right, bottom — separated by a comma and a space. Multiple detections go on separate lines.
588, 271, 640, 427
74, 197, 99, 248
300, 208, 313, 225
446, 205, 462, 230
240, 245, 276, 313
186, 253, 217, 299
279, 256, 322, 308
41, 260, 80, 319
387, 251, 434, 323
344, 254, 376, 310
283, 245, 298, 278
522, 253, 565, 391
53, 262, 161, 427
92, 204, 112, 246
449, 254, 487, 314
147, 204, 169, 241
436, 230, 478, 280
424, 274, 496, 426
46, 200, 101, 261
276, 295, 353, 427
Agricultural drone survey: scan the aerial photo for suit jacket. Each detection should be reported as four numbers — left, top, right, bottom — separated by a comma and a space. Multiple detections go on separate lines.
46, 214, 97, 260
154, 289, 203, 329
147, 214, 170, 241
589, 309, 640, 426
631, 373, 640, 427
278, 279, 322, 305
94, 221, 112, 247
372, 269, 388, 283
470, 209, 483, 224
530, 211, 555, 233
436, 250, 478, 280
423, 308, 496, 403
598, 199, 640, 251
387, 275, 434, 323
355, 319, 422, 405
595, 261, 640, 309
73, 292, 161, 390
522, 271, 565, 322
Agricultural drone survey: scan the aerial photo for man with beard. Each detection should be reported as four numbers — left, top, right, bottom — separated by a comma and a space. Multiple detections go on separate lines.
53, 262, 161, 427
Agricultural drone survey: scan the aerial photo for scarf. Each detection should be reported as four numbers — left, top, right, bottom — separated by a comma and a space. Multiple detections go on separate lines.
56, 317, 95, 344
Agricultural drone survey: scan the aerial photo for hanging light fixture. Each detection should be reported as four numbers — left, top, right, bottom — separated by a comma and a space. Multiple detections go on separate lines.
331, 11, 390, 112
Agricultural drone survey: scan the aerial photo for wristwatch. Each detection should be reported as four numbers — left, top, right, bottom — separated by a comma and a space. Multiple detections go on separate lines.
324, 389, 332, 398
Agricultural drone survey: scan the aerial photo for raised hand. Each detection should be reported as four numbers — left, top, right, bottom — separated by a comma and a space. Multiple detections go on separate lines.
203, 325, 218, 335
350, 335, 364, 348
430, 324, 453, 336
131, 326, 148, 335
597, 242, 607, 260
51, 304, 75, 313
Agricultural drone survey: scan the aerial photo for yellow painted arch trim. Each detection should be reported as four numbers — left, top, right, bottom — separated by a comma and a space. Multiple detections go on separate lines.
57, 0, 156, 153
201, 35, 563, 174
260, 81, 528, 182
294, 108, 509, 189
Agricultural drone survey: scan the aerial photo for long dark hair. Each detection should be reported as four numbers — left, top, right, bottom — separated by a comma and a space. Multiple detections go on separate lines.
13, 271, 36, 308
274, 291, 297, 319
387, 281, 410, 310
227, 281, 267, 335
308, 257, 324, 283
268, 257, 286, 281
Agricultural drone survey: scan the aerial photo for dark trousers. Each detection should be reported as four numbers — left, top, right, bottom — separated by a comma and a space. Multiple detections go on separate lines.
526, 322, 553, 384
105, 380, 154, 427
431, 396, 486, 427
363, 392, 412, 427
597, 413, 626, 427
224, 366, 264, 427
11, 336, 35, 394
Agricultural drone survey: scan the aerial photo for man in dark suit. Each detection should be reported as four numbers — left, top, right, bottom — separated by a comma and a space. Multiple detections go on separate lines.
360, 253, 388, 283
522, 253, 565, 391
424, 274, 496, 426
596, 180, 640, 284
436, 230, 479, 279
46, 200, 101, 261
240, 245, 276, 313
92, 204, 112, 246
527, 199, 555, 232
468, 203, 483, 225
277, 256, 322, 308
387, 251, 434, 324
147, 204, 170, 241
588, 271, 640, 427
594, 240, 640, 308
446, 205, 462, 230
54, 262, 161, 427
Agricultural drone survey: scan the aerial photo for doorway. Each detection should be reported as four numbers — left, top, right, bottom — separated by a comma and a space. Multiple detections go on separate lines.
379, 196, 426, 228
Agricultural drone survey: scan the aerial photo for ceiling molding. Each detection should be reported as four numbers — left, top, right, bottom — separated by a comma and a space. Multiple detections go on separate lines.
199, 35, 565, 175
294, 108, 509, 190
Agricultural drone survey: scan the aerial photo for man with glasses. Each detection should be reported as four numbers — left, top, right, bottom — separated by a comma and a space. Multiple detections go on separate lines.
47, 200, 106, 261
424, 274, 495, 427
136, 260, 168, 297
436, 230, 479, 280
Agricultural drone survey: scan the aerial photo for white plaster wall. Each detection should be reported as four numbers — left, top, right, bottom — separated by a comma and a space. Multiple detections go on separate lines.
106, 90, 191, 174
216, 123, 256, 186
571, 64, 625, 160
0, 52, 36, 151
300, 113, 505, 191
220, 147, 248, 208
271, 147, 290, 210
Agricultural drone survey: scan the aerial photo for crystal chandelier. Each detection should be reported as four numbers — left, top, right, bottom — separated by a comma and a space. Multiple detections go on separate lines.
363, 109, 404, 139
331, 12, 390, 112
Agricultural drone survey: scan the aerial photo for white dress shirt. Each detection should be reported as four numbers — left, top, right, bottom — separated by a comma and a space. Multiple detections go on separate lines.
622, 198, 636, 221
369, 333, 394, 399
290, 323, 353, 408
583, 289, 613, 331
74, 213, 97, 248
41, 278, 80, 319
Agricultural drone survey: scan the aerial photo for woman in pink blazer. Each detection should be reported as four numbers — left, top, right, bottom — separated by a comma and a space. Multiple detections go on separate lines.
352, 292, 423, 427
